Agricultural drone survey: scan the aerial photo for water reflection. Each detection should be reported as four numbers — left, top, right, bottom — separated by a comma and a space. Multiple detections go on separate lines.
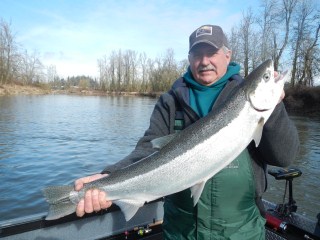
0, 95, 156, 221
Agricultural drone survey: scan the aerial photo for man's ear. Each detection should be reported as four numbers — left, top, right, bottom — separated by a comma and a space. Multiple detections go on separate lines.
226, 50, 232, 63
226, 50, 232, 59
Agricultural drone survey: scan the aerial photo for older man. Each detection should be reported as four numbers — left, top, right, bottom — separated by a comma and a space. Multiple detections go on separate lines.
74, 25, 299, 239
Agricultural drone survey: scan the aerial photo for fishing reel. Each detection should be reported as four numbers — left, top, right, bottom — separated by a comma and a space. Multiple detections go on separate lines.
268, 167, 302, 216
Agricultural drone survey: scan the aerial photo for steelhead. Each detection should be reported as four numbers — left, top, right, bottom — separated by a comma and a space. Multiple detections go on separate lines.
43, 59, 289, 221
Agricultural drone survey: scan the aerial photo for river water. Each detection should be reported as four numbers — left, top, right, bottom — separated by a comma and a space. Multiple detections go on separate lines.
0, 95, 319, 222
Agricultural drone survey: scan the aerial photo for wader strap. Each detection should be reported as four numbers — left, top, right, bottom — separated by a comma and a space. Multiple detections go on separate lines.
174, 110, 185, 132
170, 86, 199, 133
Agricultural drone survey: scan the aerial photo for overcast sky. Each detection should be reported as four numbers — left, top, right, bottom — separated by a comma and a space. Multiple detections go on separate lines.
1, 0, 261, 78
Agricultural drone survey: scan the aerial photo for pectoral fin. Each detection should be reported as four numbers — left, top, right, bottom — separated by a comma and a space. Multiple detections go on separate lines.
190, 181, 206, 206
151, 134, 177, 149
253, 118, 265, 147
114, 199, 145, 221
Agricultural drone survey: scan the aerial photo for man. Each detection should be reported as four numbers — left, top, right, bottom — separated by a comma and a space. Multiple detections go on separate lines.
75, 25, 299, 239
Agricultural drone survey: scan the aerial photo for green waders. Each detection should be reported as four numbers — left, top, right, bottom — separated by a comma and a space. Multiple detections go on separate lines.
163, 149, 266, 240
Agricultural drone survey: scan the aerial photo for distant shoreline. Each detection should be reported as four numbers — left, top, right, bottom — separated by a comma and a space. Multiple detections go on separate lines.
0, 84, 51, 96
1, 84, 319, 115
0, 84, 161, 98
283, 85, 320, 116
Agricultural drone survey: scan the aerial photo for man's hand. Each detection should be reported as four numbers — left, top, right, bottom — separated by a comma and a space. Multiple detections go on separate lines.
74, 173, 112, 217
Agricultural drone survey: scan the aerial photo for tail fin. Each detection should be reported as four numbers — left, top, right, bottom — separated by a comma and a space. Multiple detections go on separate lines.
43, 185, 76, 220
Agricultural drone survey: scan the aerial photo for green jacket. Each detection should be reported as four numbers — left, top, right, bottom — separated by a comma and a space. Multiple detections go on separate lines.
163, 149, 266, 239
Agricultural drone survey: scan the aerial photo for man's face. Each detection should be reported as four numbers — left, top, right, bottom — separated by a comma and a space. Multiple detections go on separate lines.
188, 43, 231, 86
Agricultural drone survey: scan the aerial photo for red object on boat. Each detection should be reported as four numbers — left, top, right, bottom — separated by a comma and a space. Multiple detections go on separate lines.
266, 212, 287, 232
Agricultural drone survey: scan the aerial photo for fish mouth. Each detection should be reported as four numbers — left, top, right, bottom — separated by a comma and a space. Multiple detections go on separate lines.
253, 107, 269, 112
275, 70, 289, 83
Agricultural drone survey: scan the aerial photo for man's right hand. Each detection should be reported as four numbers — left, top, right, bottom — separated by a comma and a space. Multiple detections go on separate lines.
74, 173, 112, 217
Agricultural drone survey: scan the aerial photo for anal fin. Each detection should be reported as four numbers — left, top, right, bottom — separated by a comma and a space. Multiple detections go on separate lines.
114, 199, 145, 221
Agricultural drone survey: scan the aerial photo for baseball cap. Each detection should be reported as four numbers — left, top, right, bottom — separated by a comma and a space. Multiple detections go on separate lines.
189, 25, 229, 53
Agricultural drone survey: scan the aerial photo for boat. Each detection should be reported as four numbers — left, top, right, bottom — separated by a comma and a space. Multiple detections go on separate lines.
1, 167, 319, 240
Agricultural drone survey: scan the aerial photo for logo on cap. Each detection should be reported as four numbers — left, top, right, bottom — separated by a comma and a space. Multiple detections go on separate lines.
196, 26, 212, 38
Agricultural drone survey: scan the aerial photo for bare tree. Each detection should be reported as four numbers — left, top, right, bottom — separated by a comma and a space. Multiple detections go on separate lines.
97, 55, 108, 90
272, 0, 297, 71
290, 0, 319, 86
228, 27, 242, 64
47, 64, 59, 88
0, 19, 18, 84
116, 49, 123, 91
139, 52, 149, 92
258, 0, 278, 62
239, 8, 256, 76
129, 50, 138, 91
17, 50, 44, 85
177, 59, 189, 76
123, 50, 131, 90
122, 49, 138, 91
109, 51, 117, 91
147, 48, 180, 92
299, 23, 320, 86
161, 48, 179, 90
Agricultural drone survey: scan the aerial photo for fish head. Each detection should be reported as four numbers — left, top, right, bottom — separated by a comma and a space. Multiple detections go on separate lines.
245, 59, 288, 111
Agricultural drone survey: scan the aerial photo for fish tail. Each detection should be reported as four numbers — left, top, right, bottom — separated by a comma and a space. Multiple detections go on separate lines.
42, 185, 76, 220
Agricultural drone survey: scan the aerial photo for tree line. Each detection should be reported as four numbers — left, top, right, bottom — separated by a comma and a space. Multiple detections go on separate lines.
0, 19, 44, 86
0, 0, 319, 92
97, 49, 188, 92
229, 0, 319, 87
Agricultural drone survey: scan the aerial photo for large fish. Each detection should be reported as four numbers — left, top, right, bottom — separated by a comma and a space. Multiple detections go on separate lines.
43, 59, 289, 221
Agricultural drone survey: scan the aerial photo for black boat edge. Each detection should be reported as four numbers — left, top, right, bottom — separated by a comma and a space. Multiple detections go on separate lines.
0, 199, 164, 240
1, 199, 319, 240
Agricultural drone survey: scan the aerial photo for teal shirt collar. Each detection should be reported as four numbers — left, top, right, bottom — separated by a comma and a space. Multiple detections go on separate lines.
183, 62, 240, 117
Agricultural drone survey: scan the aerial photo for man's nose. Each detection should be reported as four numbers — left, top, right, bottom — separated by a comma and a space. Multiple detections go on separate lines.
199, 54, 211, 65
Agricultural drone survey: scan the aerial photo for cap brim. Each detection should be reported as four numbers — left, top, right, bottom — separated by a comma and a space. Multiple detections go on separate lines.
189, 40, 219, 53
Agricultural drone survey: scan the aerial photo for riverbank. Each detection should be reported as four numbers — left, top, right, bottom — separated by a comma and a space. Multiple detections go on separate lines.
52, 88, 161, 98
0, 83, 319, 114
0, 84, 161, 98
0, 84, 51, 95
284, 85, 320, 115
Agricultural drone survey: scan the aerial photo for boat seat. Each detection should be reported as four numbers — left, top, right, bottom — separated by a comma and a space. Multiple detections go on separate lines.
268, 167, 302, 216
268, 167, 302, 180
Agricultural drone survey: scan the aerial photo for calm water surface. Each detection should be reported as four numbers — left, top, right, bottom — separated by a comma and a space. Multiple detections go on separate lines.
264, 114, 320, 220
0, 95, 319, 222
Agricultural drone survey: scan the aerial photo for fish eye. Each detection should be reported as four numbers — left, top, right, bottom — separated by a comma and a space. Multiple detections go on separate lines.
263, 73, 270, 82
